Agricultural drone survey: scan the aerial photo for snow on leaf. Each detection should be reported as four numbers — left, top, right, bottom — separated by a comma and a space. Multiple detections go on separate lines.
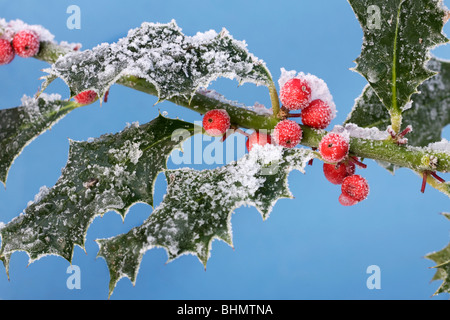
0, 115, 196, 267
426, 213, 450, 295
0, 94, 79, 186
346, 58, 450, 147
348, 0, 448, 114
44, 20, 274, 102
96, 145, 315, 297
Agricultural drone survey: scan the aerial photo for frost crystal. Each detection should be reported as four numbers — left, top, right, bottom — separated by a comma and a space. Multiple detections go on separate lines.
334, 123, 390, 141
425, 139, 450, 154
27, 186, 50, 207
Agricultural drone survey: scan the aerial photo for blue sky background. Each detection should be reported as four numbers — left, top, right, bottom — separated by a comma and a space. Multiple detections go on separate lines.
0, 0, 449, 299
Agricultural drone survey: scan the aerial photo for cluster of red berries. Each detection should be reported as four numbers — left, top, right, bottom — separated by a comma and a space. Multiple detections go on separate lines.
319, 132, 369, 206
273, 77, 334, 148
201, 76, 334, 152
201, 75, 369, 206
0, 30, 41, 65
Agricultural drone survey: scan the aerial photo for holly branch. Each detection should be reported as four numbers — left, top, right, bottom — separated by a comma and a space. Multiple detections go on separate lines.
28, 20, 450, 195
1, 0, 450, 297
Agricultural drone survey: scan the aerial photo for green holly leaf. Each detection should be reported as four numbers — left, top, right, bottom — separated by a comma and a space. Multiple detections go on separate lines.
44, 20, 274, 102
96, 146, 314, 297
0, 94, 79, 186
0, 115, 196, 266
426, 213, 450, 295
345, 58, 450, 148
348, 0, 448, 116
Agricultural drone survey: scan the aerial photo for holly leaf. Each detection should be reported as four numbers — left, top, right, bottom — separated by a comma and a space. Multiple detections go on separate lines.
345, 58, 450, 148
96, 145, 314, 297
0, 115, 196, 266
0, 94, 79, 186
348, 0, 448, 115
426, 213, 450, 295
43, 20, 274, 102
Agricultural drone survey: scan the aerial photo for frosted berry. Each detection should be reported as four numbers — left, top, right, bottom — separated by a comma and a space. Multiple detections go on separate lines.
338, 193, 359, 207
319, 132, 349, 163
12, 30, 40, 58
246, 131, 272, 152
341, 175, 369, 202
301, 99, 333, 129
0, 39, 15, 65
323, 162, 355, 185
280, 78, 311, 111
272, 119, 302, 148
202, 109, 231, 137
74, 90, 98, 104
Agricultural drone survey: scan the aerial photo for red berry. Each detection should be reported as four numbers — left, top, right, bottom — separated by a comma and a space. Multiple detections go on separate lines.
323, 162, 355, 185
341, 175, 369, 202
338, 193, 359, 207
0, 39, 15, 65
202, 109, 231, 137
272, 119, 302, 148
319, 132, 349, 163
246, 131, 272, 152
12, 30, 40, 58
74, 90, 98, 104
280, 78, 311, 111
301, 99, 333, 129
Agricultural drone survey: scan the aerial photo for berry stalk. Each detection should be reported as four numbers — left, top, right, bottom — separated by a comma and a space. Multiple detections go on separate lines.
268, 83, 280, 118
34, 41, 74, 64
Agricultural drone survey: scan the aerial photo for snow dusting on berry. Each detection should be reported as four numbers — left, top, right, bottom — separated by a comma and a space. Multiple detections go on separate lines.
0, 18, 54, 42
341, 175, 369, 202
301, 99, 333, 129
12, 30, 40, 58
0, 18, 81, 52
279, 78, 311, 110
319, 132, 349, 163
202, 109, 231, 137
0, 39, 15, 65
278, 68, 336, 119
272, 119, 302, 148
